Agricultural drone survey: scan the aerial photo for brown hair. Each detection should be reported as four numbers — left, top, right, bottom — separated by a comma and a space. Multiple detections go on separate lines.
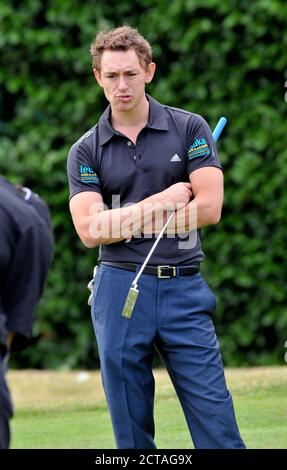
90, 26, 152, 71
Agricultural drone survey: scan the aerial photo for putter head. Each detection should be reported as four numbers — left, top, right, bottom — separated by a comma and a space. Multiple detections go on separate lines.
121, 285, 139, 319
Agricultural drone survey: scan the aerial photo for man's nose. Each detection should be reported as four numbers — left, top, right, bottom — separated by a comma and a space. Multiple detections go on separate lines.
118, 75, 128, 90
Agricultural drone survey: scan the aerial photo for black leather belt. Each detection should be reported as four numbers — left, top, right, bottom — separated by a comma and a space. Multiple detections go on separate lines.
101, 261, 200, 278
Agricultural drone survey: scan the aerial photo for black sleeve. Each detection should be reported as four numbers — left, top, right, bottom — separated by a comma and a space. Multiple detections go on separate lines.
67, 140, 102, 200
2, 221, 53, 353
186, 115, 223, 175
0, 308, 7, 357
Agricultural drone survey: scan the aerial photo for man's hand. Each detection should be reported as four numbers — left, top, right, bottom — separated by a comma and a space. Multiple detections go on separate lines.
161, 182, 192, 210
142, 182, 193, 234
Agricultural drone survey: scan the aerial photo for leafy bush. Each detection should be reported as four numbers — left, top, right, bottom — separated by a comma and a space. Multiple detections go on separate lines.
1, 0, 286, 368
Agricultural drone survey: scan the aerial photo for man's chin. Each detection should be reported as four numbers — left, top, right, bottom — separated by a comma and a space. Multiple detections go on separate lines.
114, 102, 134, 112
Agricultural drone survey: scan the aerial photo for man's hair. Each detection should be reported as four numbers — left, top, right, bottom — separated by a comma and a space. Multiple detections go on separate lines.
90, 26, 152, 71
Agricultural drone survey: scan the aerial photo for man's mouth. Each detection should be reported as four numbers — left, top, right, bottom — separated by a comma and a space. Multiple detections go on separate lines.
116, 95, 132, 101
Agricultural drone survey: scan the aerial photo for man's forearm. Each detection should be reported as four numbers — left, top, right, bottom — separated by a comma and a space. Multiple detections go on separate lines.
142, 197, 222, 236
169, 197, 221, 233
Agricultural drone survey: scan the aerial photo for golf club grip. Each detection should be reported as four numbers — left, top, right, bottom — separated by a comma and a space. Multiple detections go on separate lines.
212, 116, 227, 142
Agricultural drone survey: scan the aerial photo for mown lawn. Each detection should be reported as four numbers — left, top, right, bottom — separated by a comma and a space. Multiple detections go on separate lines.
7, 366, 287, 449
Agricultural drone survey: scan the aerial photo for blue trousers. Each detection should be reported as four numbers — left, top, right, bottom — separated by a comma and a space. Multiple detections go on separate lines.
91, 264, 245, 449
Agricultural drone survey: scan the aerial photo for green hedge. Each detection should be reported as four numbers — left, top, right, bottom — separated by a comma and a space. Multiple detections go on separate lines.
1, 0, 287, 368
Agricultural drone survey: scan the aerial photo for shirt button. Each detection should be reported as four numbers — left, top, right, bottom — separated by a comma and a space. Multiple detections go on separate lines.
133, 155, 136, 160
127, 141, 132, 146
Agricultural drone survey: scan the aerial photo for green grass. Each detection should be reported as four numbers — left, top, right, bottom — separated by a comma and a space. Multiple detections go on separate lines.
7, 367, 287, 449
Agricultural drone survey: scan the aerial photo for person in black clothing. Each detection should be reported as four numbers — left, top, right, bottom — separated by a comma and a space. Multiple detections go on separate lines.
0, 176, 53, 448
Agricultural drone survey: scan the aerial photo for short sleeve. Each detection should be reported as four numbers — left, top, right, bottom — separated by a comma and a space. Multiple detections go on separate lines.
67, 140, 102, 200
187, 115, 223, 175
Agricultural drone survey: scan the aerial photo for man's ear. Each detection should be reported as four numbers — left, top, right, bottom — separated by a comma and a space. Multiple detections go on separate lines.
93, 68, 103, 87
145, 62, 156, 84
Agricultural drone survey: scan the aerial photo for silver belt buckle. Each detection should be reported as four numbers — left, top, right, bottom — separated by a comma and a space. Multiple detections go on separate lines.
157, 265, 176, 278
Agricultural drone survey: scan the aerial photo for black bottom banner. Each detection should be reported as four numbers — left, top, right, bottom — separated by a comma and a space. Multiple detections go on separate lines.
1, 449, 286, 467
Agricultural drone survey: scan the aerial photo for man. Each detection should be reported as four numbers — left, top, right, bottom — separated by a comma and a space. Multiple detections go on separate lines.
67, 26, 245, 449
0, 177, 53, 448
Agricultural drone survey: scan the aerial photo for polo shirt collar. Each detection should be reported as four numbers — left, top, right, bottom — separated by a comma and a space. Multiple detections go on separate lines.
146, 95, 169, 131
98, 94, 169, 146
98, 105, 115, 146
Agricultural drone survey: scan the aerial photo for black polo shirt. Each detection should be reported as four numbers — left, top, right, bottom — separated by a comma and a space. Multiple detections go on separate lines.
67, 95, 222, 265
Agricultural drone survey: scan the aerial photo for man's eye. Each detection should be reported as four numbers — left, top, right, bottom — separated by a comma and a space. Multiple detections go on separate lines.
106, 75, 116, 79
128, 72, 137, 77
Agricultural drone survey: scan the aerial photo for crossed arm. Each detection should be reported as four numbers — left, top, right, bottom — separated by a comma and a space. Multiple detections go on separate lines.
69, 166, 224, 248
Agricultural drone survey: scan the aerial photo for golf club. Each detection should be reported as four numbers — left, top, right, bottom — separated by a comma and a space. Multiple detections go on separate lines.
121, 116, 228, 318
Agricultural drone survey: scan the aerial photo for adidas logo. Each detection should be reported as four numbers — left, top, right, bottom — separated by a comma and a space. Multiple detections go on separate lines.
170, 154, 181, 162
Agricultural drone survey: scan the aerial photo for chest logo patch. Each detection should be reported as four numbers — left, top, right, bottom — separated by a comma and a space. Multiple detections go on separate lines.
79, 165, 100, 184
170, 154, 181, 162
188, 138, 211, 160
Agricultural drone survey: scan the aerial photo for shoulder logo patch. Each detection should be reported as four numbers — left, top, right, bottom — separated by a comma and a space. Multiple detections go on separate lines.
79, 165, 100, 185
170, 154, 181, 162
188, 137, 210, 160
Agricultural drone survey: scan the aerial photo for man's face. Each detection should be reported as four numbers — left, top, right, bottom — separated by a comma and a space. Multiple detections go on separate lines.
94, 49, 155, 112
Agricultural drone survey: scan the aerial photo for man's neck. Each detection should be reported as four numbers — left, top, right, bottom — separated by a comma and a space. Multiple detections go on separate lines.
111, 95, 149, 130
